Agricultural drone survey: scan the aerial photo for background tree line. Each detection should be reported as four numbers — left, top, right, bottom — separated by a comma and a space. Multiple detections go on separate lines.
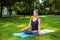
0, 0, 60, 17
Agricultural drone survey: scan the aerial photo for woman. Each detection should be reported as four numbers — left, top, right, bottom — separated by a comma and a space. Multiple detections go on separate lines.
21, 9, 41, 35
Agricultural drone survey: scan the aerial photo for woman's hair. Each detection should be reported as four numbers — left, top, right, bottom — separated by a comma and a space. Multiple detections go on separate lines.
33, 9, 39, 13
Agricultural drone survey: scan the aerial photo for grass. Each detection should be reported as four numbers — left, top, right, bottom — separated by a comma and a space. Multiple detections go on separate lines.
0, 15, 60, 40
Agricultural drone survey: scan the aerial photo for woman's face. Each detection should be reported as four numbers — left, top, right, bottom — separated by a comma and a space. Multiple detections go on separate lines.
33, 11, 38, 17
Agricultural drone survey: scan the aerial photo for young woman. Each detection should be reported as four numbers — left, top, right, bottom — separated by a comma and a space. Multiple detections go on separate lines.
21, 9, 41, 35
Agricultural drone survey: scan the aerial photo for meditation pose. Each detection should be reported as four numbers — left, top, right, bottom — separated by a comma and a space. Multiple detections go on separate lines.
21, 9, 41, 35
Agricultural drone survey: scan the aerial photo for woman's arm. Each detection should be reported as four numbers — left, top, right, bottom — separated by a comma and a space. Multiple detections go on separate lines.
21, 19, 31, 31
38, 18, 41, 34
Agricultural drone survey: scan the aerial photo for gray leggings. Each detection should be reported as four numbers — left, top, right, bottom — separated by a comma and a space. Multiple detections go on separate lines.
23, 29, 38, 35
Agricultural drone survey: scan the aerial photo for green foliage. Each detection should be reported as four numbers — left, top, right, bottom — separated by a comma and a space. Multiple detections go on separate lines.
12, 2, 24, 12
0, 0, 60, 15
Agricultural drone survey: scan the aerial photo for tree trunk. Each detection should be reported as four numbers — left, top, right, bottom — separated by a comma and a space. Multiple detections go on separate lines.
0, 6, 3, 17
29, 4, 31, 17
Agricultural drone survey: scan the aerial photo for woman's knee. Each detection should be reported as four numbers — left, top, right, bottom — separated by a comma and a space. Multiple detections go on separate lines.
24, 29, 33, 34
33, 31, 39, 35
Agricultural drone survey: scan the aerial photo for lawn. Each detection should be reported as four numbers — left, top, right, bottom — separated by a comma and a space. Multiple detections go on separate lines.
0, 15, 60, 40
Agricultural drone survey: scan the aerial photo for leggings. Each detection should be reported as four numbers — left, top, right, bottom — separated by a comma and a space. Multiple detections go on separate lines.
23, 29, 38, 35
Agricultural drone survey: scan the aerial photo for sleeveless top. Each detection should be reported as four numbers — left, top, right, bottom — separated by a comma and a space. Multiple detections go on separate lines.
31, 18, 38, 31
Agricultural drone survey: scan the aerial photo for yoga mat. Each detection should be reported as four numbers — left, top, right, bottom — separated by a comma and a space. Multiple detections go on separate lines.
12, 29, 55, 38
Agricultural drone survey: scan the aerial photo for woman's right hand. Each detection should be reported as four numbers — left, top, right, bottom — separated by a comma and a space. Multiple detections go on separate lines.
21, 29, 25, 32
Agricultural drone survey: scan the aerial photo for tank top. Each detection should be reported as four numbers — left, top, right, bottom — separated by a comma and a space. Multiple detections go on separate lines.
31, 18, 38, 31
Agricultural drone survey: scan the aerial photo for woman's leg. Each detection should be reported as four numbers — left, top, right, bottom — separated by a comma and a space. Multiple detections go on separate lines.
23, 29, 39, 35
33, 31, 39, 35
23, 29, 33, 34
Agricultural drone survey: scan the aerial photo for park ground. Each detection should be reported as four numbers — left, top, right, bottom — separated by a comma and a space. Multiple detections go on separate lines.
0, 15, 60, 40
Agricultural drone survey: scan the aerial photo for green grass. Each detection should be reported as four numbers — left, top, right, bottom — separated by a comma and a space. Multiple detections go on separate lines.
0, 15, 60, 40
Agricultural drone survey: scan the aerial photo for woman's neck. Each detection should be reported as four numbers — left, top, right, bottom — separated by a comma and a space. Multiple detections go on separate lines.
33, 16, 38, 18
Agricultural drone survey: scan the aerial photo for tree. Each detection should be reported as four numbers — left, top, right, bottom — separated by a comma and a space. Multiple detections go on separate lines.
0, 0, 4, 17
12, 0, 36, 17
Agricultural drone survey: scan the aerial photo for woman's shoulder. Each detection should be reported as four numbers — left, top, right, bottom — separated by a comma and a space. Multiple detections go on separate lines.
38, 18, 41, 21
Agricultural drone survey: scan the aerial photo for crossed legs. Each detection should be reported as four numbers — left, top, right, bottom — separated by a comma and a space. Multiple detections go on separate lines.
23, 29, 39, 35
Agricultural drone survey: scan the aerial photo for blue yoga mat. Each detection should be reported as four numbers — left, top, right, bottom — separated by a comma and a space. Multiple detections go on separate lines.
12, 29, 55, 38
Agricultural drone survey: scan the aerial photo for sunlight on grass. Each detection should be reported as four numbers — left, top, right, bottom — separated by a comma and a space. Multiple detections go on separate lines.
3, 23, 14, 27
25, 16, 31, 18
38, 15, 47, 18
17, 24, 27, 28
41, 23, 48, 29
